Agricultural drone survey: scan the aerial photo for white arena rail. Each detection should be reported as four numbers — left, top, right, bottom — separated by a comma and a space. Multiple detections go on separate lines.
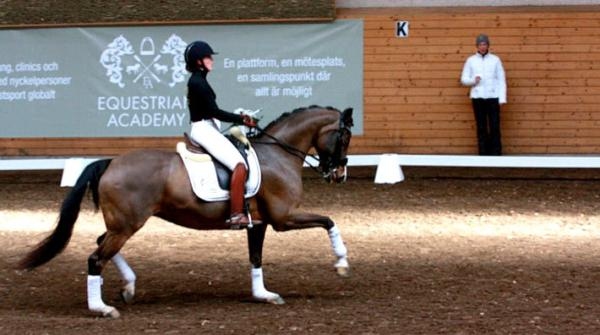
305, 154, 600, 169
0, 157, 104, 187
4, 155, 600, 171
0, 157, 102, 171
306, 154, 600, 184
3, 154, 600, 185
0, 154, 600, 171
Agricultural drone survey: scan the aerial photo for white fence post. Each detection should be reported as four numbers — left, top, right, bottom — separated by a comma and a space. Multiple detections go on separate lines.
374, 154, 404, 184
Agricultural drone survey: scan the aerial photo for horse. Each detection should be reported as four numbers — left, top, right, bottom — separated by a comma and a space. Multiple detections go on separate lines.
18, 105, 354, 318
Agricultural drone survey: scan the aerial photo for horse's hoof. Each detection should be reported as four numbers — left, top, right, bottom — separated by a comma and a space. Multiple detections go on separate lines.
253, 292, 285, 305
120, 282, 135, 304
268, 296, 286, 305
336, 266, 350, 277
102, 307, 120, 319
121, 289, 134, 304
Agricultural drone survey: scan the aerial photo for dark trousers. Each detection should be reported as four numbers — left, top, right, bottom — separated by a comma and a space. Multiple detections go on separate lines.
472, 98, 502, 156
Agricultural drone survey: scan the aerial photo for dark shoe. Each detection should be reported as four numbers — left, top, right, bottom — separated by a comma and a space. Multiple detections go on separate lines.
227, 213, 250, 229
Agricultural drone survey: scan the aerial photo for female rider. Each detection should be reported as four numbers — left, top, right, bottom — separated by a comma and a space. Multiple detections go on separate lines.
184, 40, 256, 229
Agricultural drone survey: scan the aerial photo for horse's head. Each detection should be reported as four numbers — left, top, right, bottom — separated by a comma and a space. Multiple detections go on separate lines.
315, 107, 353, 183
254, 106, 354, 183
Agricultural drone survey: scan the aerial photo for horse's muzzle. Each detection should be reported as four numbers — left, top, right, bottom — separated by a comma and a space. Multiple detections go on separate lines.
324, 165, 348, 183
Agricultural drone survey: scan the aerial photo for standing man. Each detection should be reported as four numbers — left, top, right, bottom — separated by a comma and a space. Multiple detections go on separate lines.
461, 34, 507, 156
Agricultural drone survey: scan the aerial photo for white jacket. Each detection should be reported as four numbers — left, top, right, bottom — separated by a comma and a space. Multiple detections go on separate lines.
461, 52, 507, 104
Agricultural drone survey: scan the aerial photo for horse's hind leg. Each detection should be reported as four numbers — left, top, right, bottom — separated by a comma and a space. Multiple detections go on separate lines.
87, 232, 132, 318
97, 233, 137, 304
111, 253, 136, 303
247, 224, 284, 304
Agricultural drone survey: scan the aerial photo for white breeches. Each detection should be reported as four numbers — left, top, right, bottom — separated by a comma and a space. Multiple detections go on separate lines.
190, 119, 247, 170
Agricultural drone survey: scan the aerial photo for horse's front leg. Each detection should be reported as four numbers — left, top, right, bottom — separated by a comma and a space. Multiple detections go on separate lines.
247, 224, 285, 304
276, 213, 349, 277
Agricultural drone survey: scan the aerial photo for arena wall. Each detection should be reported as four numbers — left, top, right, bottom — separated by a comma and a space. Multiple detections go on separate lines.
2, 3, 600, 156
340, 5, 600, 154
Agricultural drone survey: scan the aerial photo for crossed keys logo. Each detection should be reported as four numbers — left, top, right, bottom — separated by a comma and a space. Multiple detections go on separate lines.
100, 34, 188, 89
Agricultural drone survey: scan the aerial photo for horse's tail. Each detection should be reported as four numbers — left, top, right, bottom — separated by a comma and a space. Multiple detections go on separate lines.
17, 159, 112, 270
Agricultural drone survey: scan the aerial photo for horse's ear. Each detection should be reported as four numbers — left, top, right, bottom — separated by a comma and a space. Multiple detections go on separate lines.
342, 108, 354, 128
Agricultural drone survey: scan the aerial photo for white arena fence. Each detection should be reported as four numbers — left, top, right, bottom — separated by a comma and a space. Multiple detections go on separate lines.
3, 154, 600, 185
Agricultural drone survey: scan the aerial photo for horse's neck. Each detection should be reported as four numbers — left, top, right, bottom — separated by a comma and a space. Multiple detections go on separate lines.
268, 113, 334, 152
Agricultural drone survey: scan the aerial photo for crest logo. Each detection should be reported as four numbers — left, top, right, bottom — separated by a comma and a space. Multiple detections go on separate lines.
100, 34, 188, 89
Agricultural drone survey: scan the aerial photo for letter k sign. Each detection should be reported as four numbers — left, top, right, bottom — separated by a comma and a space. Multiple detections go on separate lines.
396, 21, 409, 38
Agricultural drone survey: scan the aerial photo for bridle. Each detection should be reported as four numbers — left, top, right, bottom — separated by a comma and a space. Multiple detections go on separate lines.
251, 115, 352, 180
317, 117, 352, 181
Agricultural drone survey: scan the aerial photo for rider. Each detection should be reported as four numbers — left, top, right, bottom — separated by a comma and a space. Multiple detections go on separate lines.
184, 40, 256, 229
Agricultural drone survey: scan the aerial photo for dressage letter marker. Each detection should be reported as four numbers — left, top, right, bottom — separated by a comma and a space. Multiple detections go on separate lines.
396, 21, 409, 38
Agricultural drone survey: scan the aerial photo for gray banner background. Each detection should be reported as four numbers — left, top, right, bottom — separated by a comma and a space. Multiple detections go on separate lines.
0, 20, 363, 137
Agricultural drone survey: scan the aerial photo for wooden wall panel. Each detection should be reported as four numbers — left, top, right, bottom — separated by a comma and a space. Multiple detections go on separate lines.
0, 138, 179, 156
340, 6, 600, 154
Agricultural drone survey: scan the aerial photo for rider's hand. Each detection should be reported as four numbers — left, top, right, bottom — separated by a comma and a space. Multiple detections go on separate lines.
242, 114, 257, 128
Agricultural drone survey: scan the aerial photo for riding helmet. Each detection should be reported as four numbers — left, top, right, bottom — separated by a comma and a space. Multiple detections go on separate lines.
184, 40, 218, 72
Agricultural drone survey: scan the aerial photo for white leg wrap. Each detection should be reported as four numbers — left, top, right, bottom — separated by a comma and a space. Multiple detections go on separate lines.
328, 225, 347, 258
112, 253, 136, 284
87, 275, 118, 317
328, 225, 350, 276
251, 267, 282, 303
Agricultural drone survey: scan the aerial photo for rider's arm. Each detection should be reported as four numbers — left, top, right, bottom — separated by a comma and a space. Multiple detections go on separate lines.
188, 76, 244, 124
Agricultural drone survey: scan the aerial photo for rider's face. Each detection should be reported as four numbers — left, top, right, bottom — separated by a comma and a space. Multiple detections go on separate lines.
200, 56, 214, 72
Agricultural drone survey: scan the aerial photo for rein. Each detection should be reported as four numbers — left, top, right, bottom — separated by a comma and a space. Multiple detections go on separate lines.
220, 108, 351, 178
251, 125, 323, 174
219, 123, 319, 171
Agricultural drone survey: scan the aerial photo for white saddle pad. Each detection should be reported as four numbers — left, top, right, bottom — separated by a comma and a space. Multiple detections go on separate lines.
176, 142, 261, 202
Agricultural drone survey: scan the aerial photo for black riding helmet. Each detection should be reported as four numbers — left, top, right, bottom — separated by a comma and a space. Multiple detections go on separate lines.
184, 40, 217, 72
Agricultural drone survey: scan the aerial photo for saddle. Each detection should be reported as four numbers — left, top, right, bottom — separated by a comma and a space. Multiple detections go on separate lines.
176, 128, 261, 202
183, 132, 249, 190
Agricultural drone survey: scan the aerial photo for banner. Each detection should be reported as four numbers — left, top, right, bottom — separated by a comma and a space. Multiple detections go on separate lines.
0, 20, 363, 137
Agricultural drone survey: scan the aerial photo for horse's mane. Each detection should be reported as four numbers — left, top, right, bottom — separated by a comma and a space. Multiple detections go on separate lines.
259, 105, 339, 133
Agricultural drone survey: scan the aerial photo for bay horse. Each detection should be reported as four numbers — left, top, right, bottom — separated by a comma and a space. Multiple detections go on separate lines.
18, 105, 354, 318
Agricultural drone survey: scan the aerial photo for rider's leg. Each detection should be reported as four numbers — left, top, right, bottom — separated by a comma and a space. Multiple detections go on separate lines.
190, 120, 250, 228
227, 162, 249, 228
